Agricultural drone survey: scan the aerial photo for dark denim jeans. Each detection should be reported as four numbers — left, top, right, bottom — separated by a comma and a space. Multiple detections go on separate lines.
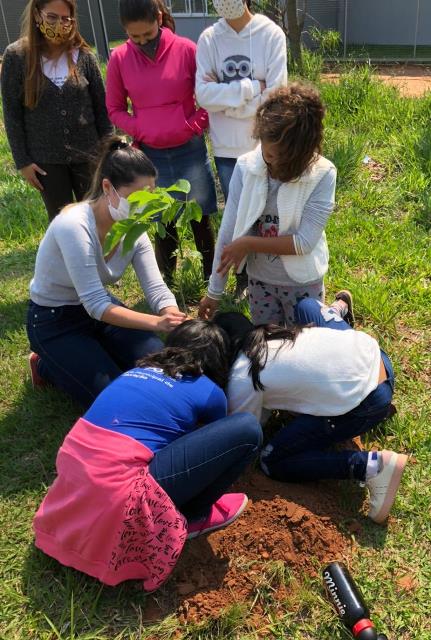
27, 301, 163, 408
214, 156, 237, 202
260, 298, 395, 482
140, 136, 217, 277
149, 413, 263, 520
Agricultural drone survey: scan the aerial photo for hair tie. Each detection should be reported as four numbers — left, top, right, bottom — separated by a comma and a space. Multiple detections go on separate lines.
109, 139, 129, 152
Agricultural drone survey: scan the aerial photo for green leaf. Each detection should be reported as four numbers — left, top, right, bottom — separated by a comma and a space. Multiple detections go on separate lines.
134, 200, 170, 221
182, 256, 193, 272
165, 179, 191, 194
157, 222, 166, 239
161, 201, 183, 225
128, 188, 174, 211
104, 218, 135, 254
122, 222, 149, 254
177, 200, 203, 230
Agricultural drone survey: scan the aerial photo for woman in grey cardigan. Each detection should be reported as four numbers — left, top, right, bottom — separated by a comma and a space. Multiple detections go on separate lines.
1, 0, 112, 220
27, 137, 186, 407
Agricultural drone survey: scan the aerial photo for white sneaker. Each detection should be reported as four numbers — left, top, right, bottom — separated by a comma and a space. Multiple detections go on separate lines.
366, 450, 408, 524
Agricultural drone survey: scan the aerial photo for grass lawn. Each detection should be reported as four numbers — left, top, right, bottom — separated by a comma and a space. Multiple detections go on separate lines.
345, 44, 431, 61
0, 65, 430, 639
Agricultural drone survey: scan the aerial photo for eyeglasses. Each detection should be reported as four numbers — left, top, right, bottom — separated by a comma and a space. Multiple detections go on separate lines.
39, 10, 75, 26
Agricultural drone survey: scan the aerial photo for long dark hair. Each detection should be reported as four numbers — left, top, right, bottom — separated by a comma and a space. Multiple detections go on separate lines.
20, 0, 90, 109
119, 0, 175, 32
85, 135, 157, 201
253, 83, 325, 183
136, 320, 230, 390
214, 312, 303, 391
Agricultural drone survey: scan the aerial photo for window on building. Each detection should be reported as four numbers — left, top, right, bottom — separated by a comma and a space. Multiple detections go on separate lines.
167, 0, 209, 16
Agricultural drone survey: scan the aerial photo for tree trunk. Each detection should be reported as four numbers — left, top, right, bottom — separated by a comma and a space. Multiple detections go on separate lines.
286, 0, 308, 66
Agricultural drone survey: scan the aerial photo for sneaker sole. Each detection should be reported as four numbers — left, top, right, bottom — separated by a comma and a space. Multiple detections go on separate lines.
370, 452, 408, 524
187, 495, 249, 540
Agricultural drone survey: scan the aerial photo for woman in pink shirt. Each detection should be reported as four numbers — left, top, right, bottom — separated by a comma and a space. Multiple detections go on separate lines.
106, 0, 217, 281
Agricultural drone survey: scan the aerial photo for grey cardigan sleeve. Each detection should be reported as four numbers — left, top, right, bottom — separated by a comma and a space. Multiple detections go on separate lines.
0, 46, 33, 170
52, 215, 114, 320
84, 51, 113, 139
292, 167, 337, 256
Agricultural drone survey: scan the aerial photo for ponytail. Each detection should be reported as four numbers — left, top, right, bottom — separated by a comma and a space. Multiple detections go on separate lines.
85, 135, 157, 201
119, 0, 175, 32
214, 312, 303, 391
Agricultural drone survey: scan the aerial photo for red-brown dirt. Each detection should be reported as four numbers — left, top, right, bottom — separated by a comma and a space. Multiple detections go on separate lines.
144, 461, 366, 624
323, 63, 431, 97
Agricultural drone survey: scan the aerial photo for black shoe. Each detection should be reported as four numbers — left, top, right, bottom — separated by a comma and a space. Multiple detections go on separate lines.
335, 289, 355, 327
234, 272, 249, 302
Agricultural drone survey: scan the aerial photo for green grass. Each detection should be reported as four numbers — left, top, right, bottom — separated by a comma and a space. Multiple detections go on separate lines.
345, 44, 431, 60
0, 65, 430, 639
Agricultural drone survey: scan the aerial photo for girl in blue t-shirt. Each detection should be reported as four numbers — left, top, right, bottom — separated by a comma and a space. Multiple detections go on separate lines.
84, 319, 262, 537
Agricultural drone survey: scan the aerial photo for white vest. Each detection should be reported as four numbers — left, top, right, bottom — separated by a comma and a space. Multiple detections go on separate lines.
233, 145, 335, 284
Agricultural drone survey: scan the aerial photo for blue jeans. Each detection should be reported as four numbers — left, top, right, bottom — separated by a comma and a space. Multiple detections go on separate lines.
140, 136, 217, 277
27, 301, 163, 408
149, 413, 263, 520
214, 156, 237, 202
260, 298, 395, 482
140, 135, 217, 216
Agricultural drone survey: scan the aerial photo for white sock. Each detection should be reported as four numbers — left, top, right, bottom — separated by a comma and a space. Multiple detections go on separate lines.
366, 451, 382, 479
330, 300, 348, 317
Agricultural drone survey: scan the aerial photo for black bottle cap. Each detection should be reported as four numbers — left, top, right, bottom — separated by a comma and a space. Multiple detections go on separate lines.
356, 628, 378, 640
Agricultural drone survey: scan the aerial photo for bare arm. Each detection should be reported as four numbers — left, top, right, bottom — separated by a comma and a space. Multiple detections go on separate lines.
101, 304, 185, 332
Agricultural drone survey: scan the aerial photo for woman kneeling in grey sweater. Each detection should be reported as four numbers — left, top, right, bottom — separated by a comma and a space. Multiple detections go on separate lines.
27, 137, 186, 407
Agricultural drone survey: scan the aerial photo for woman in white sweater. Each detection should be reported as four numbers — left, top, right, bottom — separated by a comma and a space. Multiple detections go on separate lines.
196, 0, 287, 198
27, 137, 186, 407
199, 84, 336, 325
214, 295, 408, 525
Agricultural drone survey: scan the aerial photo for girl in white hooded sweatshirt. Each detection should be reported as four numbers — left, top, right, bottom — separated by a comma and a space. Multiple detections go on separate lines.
196, 0, 287, 200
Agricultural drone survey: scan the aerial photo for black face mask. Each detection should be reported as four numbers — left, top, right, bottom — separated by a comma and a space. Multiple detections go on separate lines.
137, 29, 161, 59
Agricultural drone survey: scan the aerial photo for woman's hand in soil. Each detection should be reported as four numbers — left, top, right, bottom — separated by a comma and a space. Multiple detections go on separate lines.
198, 295, 219, 320
217, 237, 250, 277
20, 163, 47, 191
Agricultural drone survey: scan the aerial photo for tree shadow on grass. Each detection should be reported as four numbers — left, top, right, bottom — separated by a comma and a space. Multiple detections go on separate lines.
0, 244, 37, 280
21, 526, 228, 638
0, 299, 29, 339
0, 245, 38, 338
0, 381, 79, 498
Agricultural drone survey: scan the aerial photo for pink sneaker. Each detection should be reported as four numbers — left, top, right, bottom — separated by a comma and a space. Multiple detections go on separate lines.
187, 493, 248, 539
29, 352, 47, 388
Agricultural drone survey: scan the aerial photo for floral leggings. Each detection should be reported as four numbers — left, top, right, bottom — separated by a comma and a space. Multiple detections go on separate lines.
248, 278, 324, 325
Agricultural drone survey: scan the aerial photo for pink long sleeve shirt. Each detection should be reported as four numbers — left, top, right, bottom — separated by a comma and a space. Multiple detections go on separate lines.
106, 27, 208, 149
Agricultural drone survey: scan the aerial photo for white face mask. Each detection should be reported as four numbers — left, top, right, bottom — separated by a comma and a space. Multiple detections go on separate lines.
106, 186, 130, 221
213, 0, 245, 19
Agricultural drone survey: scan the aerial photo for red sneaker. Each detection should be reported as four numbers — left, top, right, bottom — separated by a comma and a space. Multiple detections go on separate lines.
28, 352, 47, 388
187, 493, 248, 539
